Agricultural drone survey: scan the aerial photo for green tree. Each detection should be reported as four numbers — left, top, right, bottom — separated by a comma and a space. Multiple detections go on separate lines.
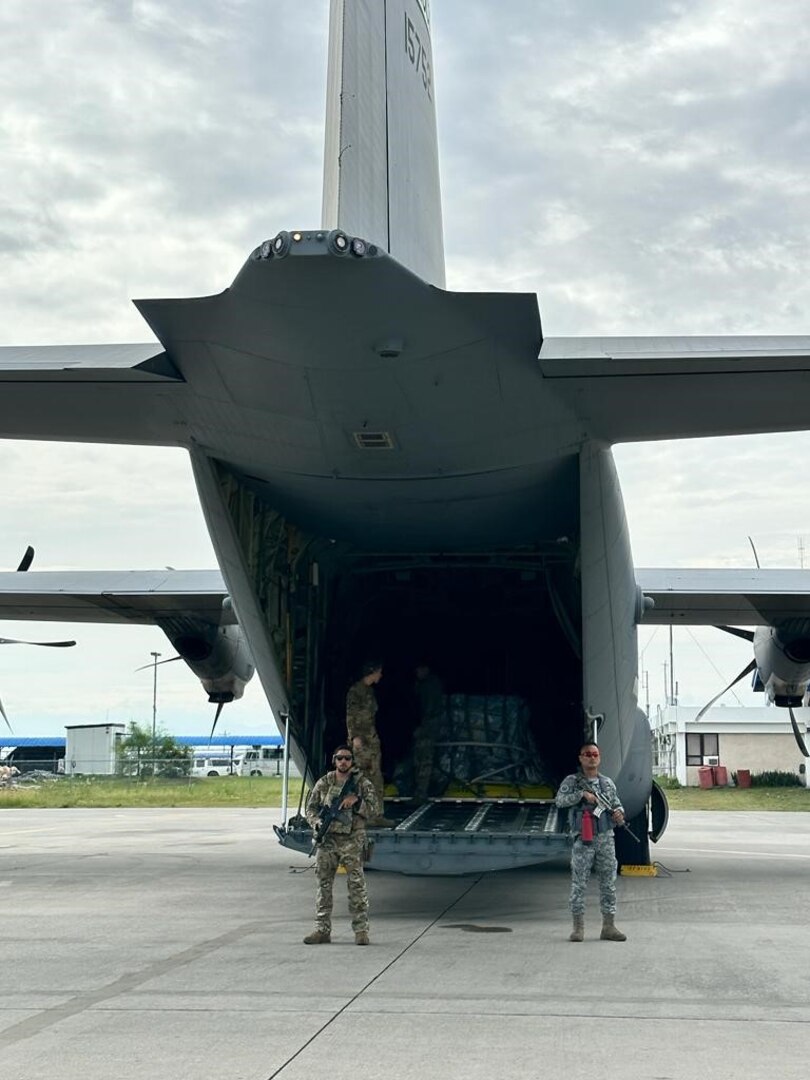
117, 721, 191, 778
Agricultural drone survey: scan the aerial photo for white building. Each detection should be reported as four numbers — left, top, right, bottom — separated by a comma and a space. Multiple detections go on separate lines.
64, 723, 125, 775
651, 705, 810, 787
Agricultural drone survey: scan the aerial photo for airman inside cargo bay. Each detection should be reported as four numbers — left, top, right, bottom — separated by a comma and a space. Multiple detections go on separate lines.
413, 663, 444, 799
555, 742, 627, 942
346, 660, 393, 826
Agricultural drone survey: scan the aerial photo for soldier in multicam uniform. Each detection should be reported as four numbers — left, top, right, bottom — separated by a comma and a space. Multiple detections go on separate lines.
555, 742, 627, 942
346, 660, 393, 826
303, 744, 379, 945
413, 663, 444, 799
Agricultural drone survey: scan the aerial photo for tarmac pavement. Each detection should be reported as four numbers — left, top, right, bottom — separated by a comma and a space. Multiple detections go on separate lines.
1, 807, 808, 1079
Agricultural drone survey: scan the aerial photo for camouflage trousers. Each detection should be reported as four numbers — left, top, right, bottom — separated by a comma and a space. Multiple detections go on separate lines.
413, 731, 434, 800
314, 831, 369, 933
568, 834, 618, 915
353, 736, 385, 818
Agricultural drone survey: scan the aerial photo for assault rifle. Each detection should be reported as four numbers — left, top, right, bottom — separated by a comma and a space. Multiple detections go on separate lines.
309, 773, 358, 856
582, 781, 641, 843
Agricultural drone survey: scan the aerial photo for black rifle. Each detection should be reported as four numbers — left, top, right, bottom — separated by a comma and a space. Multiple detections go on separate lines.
582, 780, 640, 843
309, 773, 358, 855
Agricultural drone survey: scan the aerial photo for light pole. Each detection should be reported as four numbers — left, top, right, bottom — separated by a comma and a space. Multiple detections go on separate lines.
150, 651, 161, 770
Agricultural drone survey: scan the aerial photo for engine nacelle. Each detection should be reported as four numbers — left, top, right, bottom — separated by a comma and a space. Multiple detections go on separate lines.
170, 622, 255, 704
753, 620, 810, 707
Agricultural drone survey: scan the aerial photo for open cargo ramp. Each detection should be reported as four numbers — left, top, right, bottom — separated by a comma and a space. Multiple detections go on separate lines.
276, 796, 572, 875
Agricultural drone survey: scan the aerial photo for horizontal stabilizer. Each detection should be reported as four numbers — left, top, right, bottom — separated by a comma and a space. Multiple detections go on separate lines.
0, 343, 178, 380
540, 335, 810, 442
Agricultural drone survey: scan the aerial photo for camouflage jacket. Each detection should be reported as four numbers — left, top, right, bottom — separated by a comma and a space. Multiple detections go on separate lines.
555, 771, 624, 837
415, 673, 444, 736
346, 679, 379, 744
305, 767, 378, 835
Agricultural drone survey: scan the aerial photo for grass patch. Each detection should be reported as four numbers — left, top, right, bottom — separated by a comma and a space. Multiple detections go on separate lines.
664, 786, 810, 811
0, 775, 305, 809
3, 777, 809, 812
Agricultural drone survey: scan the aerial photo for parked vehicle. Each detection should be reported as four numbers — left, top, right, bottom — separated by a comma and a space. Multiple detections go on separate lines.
240, 747, 284, 777
191, 755, 241, 778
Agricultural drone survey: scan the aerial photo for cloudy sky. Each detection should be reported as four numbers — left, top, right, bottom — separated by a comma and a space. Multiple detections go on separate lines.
2, 0, 810, 738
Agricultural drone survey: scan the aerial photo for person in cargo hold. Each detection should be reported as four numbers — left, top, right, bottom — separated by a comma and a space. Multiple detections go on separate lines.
413, 663, 444, 799
346, 660, 394, 826
555, 743, 627, 942
303, 744, 378, 945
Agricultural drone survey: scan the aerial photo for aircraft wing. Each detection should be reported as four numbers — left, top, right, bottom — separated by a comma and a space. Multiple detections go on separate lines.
0, 570, 229, 626
637, 568, 810, 625
540, 335, 810, 442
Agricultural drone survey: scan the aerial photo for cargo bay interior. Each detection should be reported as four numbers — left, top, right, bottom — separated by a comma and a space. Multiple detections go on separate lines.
312, 549, 584, 799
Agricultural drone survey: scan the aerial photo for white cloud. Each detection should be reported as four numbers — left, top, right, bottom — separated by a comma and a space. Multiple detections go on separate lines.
2, 0, 810, 732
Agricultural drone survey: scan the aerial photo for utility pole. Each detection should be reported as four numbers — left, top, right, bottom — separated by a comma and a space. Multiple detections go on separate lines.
150, 650, 161, 770
669, 624, 675, 706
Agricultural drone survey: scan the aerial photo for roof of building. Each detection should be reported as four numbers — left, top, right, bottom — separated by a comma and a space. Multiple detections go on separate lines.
0, 737, 66, 748
0, 734, 282, 748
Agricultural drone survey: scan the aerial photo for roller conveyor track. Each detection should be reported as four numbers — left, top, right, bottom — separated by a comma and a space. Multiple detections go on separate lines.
385, 798, 561, 835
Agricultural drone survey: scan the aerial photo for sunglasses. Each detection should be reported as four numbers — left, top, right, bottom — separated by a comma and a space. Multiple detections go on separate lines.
335, 755, 353, 761
580, 751, 599, 757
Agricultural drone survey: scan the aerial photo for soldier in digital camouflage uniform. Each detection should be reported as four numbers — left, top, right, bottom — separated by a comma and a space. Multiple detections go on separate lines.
346, 660, 393, 826
303, 744, 379, 945
555, 742, 627, 942
413, 663, 444, 799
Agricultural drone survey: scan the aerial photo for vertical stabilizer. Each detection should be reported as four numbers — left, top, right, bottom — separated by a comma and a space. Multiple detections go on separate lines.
322, 0, 445, 288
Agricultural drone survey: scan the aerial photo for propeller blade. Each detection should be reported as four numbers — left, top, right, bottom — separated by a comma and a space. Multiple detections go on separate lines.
134, 656, 182, 672
714, 625, 755, 643
788, 706, 810, 758
16, 546, 35, 572
695, 659, 757, 722
0, 637, 76, 647
207, 701, 227, 746
0, 696, 12, 733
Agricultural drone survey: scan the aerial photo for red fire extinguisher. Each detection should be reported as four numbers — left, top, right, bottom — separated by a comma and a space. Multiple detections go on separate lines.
581, 808, 594, 843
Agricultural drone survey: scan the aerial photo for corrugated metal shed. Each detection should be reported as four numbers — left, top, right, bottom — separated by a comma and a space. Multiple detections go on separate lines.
0, 735, 282, 748
0, 737, 66, 748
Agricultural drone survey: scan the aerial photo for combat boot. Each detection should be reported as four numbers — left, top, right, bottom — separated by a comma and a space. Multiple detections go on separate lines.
303, 929, 331, 945
355, 931, 370, 945
600, 914, 627, 941
568, 915, 584, 942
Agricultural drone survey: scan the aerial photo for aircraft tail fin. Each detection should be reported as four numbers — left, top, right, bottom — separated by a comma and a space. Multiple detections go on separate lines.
322, 0, 445, 287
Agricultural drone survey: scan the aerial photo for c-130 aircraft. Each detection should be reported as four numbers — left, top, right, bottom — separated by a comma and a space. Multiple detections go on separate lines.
2, 0, 810, 873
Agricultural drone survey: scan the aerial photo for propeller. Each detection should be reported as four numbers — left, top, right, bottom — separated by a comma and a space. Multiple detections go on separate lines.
1, 549, 77, 730
207, 701, 227, 746
788, 707, 810, 758
0, 636, 78, 732
134, 656, 182, 672
694, 658, 758, 722
703, 626, 810, 756
714, 625, 755, 644
16, 546, 35, 572
0, 637, 77, 647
